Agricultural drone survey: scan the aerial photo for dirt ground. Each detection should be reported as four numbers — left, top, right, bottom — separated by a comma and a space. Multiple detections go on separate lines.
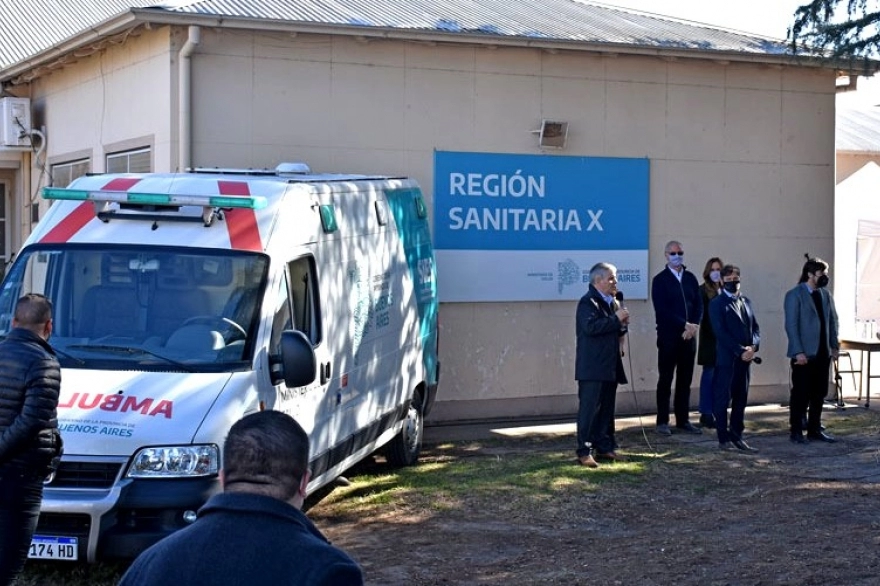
310, 402, 880, 586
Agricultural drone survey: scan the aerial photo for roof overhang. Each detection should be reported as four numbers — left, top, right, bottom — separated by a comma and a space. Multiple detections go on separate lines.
0, 8, 862, 87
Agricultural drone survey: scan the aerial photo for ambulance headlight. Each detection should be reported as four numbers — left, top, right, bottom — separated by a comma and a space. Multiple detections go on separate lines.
127, 445, 219, 478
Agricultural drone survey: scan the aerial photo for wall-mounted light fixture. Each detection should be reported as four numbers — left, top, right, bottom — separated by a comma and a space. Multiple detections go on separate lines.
532, 120, 568, 149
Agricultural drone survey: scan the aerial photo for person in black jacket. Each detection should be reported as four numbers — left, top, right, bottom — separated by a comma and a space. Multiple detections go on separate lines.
697, 257, 724, 429
119, 410, 364, 586
651, 240, 703, 436
0, 293, 62, 585
574, 262, 629, 468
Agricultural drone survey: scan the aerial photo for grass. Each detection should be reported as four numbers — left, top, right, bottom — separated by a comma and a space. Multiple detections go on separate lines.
18, 560, 127, 586
312, 433, 652, 521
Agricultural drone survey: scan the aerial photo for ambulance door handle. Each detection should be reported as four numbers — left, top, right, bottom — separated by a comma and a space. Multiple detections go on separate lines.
320, 362, 331, 385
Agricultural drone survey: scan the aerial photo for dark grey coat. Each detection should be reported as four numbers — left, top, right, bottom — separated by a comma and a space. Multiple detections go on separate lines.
575, 285, 627, 384
0, 328, 62, 470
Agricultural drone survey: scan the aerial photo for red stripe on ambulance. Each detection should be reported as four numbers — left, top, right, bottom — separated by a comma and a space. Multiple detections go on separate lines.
219, 181, 262, 251
39, 202, 94, 243
102, 177, 142, 191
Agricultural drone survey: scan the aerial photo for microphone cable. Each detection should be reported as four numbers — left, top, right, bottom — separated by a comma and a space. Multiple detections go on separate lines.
620, 329, 659, 457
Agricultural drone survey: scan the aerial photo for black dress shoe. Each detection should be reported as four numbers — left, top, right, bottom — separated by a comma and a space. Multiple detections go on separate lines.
790, 433, 807, 444
807, 431, 836, 443
699, 414, 716, 429
732, 439, 758, 452
676, 422, 703, 435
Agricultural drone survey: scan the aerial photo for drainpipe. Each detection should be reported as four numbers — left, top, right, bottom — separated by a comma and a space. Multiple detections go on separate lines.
178, 26, 200, 172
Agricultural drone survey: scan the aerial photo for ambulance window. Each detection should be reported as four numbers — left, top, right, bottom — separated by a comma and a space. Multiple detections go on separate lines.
287, 257, 321, 345
269, 283, 292, 355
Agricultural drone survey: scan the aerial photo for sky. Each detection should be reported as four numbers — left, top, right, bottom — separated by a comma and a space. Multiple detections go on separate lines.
588, 0, 808, 40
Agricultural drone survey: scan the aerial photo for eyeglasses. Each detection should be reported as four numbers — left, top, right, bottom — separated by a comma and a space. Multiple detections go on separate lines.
668, 251, 684, 256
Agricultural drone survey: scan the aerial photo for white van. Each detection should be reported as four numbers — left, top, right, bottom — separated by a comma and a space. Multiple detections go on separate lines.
0, 164, 439, 562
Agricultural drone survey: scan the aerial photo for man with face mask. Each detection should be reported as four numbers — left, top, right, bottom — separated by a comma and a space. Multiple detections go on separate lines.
784, 257, 839, 444
651, 240, 703, 436
709, 265, 761, 451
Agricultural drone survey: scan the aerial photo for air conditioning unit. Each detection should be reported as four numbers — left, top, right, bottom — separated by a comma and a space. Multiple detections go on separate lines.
0, 97, 32, 147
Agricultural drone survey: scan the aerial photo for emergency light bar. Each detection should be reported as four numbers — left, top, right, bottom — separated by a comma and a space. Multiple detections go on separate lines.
42, 187, 268, 210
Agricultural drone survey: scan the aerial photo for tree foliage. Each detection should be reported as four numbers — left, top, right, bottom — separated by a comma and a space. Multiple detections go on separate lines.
789, 0, 880, 70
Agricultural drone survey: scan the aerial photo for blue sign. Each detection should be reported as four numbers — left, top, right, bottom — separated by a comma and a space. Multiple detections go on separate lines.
433, 151, 650, 302
434, 151, 648, 251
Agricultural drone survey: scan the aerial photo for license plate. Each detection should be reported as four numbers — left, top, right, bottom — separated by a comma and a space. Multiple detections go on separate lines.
28, 536, 78, 561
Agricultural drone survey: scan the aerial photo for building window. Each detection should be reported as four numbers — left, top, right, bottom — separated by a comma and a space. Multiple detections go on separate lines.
106, 148, 151, 173
51, 158, 90, 188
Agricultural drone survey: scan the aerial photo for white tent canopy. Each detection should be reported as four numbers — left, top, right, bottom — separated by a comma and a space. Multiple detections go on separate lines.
857, 219, 880, 321
835, 161, 880, 337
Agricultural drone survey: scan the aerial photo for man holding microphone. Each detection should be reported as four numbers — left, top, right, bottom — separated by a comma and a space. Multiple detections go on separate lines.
575, 262, 629, 467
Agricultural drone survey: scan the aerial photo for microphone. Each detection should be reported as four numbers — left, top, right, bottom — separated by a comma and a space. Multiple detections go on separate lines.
752, 356, 762, 365
614, 291, 628, 332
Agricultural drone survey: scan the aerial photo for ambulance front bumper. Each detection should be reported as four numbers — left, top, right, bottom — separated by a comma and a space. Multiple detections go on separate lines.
39, 461, 221, 562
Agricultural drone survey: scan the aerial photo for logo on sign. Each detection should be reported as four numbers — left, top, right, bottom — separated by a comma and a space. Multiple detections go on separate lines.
557, 259, 581, 294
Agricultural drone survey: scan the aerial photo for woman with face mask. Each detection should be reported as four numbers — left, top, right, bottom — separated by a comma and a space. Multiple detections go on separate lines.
697, 258, 723, 428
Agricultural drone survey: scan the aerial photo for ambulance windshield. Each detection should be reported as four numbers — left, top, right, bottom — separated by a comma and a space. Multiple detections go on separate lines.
0, 245, 269, 372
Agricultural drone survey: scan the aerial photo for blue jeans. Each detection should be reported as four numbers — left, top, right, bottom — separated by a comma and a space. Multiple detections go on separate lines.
699, 366, 715, 416
0, 465, 46, 585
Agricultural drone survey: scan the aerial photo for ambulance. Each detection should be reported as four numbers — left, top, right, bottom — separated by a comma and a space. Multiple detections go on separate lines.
0, 163, 439, 562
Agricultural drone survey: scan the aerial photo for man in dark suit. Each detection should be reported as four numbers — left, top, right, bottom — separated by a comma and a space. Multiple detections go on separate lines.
575, 262, 629, 468
651, 240, 703, 435
709, 265, 760, 452
783, 257, 839, 444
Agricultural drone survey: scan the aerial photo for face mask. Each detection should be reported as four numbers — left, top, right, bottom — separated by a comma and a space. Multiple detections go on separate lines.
709, 270, 721, 283
816, 274, 829, 288
668, 255, 684, 268
723, 281, 740, 294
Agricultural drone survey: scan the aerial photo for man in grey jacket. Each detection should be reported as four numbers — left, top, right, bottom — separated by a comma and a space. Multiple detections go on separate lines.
0, 293, 63, 585
784, 257, 839, 444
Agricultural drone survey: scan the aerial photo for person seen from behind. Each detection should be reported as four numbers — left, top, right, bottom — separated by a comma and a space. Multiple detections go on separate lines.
0, 293, 63, 586
119, 410, 364, 586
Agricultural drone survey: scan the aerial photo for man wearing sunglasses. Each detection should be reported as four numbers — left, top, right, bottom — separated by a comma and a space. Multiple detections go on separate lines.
651, 241, 703, 436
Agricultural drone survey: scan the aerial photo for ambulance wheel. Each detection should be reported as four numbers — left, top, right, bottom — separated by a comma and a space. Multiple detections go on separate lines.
182, 316, 247, 341
384, 394, 423, 467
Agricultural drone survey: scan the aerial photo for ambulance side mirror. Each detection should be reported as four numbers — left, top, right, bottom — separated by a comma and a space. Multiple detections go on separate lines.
277, 330, 317, 388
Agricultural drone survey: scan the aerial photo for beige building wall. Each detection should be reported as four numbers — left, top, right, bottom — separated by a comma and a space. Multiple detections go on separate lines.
21, 27, 837, 422
29, 27, 175, 204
